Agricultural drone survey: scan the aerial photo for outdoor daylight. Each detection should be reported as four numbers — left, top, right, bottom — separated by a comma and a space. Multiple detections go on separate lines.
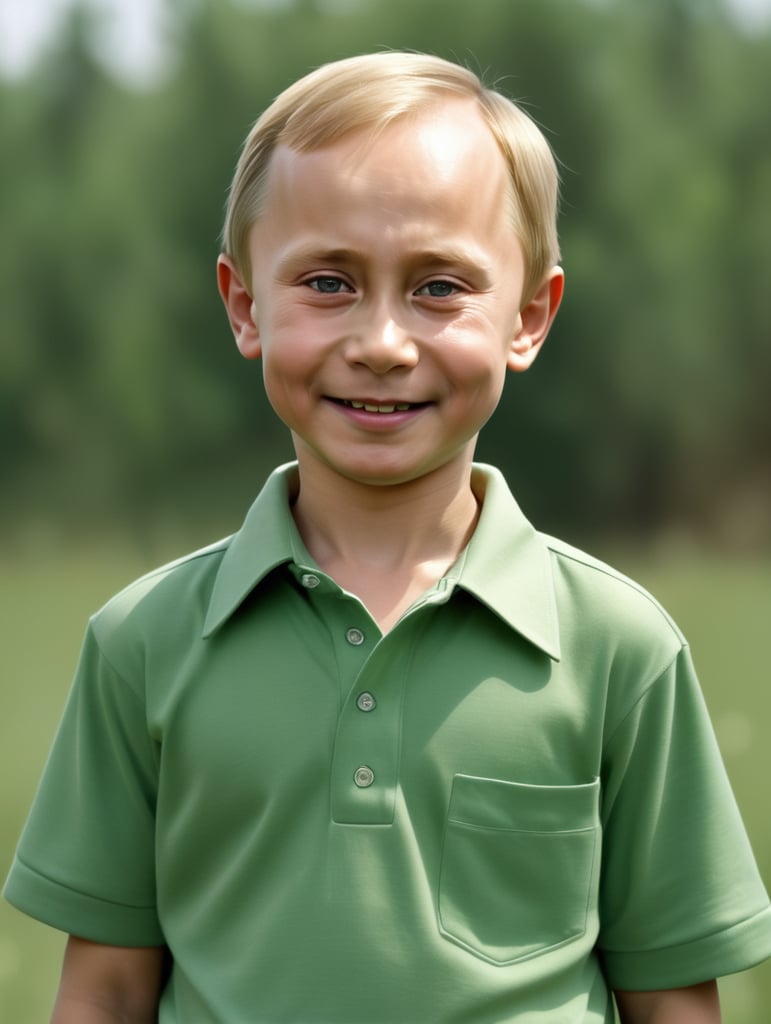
1, 1, 770, 1021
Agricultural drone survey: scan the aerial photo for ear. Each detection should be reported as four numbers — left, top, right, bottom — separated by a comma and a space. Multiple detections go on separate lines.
507, 266, 564, 373
216, 253, 262, 360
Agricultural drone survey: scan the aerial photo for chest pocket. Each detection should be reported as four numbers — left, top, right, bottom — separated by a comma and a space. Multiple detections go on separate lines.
438, 774, 600, 965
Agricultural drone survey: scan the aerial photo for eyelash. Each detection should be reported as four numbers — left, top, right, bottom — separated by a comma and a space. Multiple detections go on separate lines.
305, 275, 353, 294
304, 276, 462, 298
414, 280, 460, 298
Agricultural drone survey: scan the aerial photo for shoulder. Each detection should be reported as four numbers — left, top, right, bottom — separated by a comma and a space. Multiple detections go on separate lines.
544, 533, 684, 641
88, 536, 233, 660
541, 533, 687, 687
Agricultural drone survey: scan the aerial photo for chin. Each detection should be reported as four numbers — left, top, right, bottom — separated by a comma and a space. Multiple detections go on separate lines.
322, 452, 470, 490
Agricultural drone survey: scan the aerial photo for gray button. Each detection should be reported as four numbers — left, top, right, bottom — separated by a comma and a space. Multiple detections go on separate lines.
356, 691, 376, 712
346, 627, 365, 646
301, 573, 320, 589
354, 765, 375, 788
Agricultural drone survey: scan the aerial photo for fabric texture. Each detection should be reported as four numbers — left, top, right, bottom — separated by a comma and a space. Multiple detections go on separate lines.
5, 462, 771, 1023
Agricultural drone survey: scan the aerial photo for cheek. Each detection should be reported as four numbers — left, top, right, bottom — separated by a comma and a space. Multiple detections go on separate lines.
268, 301, 342, 362
259, 336, 310, 416
436, 318, 511, 385
261, 347, 310, 401
260, 308, 319, 370
260, 360, 289, 420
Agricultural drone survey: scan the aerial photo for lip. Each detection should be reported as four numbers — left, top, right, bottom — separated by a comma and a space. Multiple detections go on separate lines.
329, 397, 430, 414
326, 396, 430, 428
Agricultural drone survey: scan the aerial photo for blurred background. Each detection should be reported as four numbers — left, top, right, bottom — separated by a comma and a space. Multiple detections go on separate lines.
1, 0, 769, 1019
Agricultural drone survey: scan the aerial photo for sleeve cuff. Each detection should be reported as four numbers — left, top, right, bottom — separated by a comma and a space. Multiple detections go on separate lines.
602, 905, 771, 990
3, 856, 164, 947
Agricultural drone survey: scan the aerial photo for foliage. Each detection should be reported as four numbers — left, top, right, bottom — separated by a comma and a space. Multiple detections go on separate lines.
1, 0, 769, 545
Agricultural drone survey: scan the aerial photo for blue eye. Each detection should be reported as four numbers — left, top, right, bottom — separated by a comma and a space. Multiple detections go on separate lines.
308, 276, 348, 293
416, 280, 457, 298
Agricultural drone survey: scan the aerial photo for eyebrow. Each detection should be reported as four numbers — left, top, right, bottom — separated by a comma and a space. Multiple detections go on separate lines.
277, 247, 361, 272
276, 243, 494, 277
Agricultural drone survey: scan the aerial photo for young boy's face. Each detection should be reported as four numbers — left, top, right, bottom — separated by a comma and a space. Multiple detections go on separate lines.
220, 97, 560, 490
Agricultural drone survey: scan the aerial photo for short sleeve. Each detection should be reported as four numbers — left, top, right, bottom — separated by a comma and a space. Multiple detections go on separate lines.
3, 624, 163, 946
598, 644, 771, 988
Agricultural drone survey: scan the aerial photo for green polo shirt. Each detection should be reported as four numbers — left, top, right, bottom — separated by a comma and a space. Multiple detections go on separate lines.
5, 463, 771, 1022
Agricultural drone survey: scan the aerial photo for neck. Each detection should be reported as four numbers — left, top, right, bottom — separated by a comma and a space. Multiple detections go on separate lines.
290, 455, 481, 631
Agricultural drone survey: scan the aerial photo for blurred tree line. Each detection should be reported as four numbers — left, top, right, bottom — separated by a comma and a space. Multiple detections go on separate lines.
1, 0, 769, 548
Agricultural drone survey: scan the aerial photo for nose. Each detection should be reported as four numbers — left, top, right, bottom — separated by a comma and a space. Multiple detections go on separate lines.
343, 308, 419, 374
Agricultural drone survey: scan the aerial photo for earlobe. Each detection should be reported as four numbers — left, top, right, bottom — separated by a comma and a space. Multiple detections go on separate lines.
216, 253, 262, 360
507, 267, 564, 373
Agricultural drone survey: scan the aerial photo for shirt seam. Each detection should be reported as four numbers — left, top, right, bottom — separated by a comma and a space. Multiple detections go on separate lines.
601, 642, 688, 751
543, 539, 686, 646
86, 621, 148, 708
12, 853, 157, 911
600, 903, 771, 957
101, 538, 233, 622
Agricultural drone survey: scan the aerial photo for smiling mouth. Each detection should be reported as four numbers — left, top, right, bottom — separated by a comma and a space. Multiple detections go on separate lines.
334, 398, 427, 414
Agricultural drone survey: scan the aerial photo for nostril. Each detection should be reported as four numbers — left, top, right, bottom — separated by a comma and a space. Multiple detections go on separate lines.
343, 328, 419, 372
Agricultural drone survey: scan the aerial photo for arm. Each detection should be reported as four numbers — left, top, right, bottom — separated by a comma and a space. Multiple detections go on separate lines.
51, 936, 166, 1024
614, 980, 721, 1024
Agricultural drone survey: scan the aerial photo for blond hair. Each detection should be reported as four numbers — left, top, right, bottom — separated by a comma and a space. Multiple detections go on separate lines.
222, 52, 560, 305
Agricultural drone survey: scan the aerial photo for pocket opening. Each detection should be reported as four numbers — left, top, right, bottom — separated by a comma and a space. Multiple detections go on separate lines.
438, 775, 600, 965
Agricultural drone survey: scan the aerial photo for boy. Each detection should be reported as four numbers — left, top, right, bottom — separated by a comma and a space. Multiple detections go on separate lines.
5, 52, 771, 1023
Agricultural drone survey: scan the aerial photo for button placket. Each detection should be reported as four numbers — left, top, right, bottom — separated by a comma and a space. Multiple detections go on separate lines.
329, 622, 420, 825
314, 589, 407, 825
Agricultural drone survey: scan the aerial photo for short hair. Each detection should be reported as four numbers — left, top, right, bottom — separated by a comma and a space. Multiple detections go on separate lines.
222, 51, 560, 306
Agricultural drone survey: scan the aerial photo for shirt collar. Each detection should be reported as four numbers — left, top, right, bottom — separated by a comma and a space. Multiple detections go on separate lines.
202, 461, 561, 661
454, 464, 561, 661
202, 462, 301, 638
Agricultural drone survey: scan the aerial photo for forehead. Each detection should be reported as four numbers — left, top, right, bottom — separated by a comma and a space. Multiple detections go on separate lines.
254, 99, 516, 255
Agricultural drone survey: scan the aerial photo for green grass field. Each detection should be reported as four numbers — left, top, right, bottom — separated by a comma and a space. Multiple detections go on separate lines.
2, 539, 769, 1021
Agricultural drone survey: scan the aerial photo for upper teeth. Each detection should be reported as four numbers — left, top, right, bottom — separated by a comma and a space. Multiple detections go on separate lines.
346, 400, 412, 413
